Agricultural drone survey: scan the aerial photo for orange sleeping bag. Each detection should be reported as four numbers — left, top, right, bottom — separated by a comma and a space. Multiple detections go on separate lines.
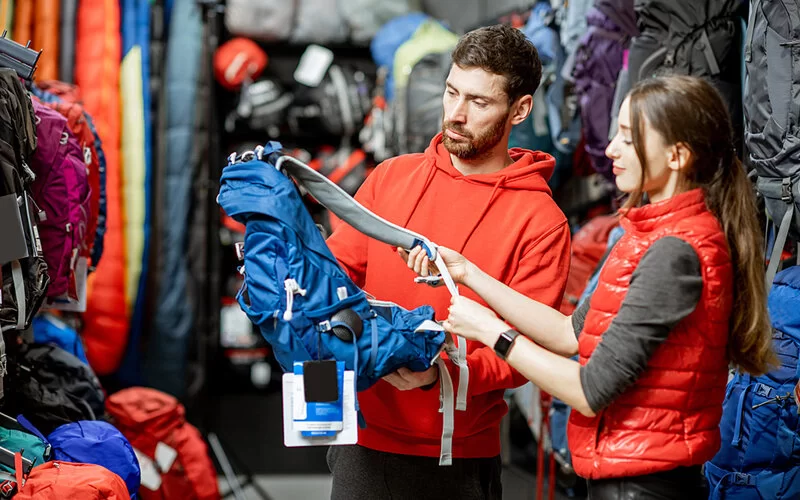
74, 0, 127, 375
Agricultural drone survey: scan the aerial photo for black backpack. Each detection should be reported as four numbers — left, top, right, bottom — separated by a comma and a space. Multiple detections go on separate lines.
8, 343, 104, 435
627, 0, 745, 132
0, 69, 49, 335
287, 64, 373, 139
393, 50, 452, 155
745, 0, 800, 286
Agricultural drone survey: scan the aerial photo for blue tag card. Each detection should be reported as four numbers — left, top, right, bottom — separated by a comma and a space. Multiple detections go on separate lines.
292, 361, 344, 437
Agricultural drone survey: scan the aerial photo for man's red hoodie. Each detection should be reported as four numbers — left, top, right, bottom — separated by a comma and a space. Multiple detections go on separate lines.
326, 134, 570, 459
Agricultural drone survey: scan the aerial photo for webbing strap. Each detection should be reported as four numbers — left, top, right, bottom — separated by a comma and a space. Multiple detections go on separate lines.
455, 336, 468, 411
369, 315, 378, 371
436, 358, 455, 466
766, 202, 794, 288
11, 260, 25, 329
744, 0, 761, 62
732, 384, 753, 447
699, 29, 721, 75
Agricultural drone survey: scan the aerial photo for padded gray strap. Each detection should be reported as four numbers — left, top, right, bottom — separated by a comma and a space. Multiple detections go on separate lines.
275, 154, 459, 296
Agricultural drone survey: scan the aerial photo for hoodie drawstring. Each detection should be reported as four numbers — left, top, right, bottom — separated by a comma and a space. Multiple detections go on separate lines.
457, 176, 506, 253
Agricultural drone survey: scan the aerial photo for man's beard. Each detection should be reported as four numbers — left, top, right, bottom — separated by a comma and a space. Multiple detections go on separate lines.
442, 112, 509, 160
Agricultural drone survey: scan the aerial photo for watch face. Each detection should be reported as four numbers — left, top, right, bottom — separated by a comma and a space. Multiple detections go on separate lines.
494, 330, 517, 360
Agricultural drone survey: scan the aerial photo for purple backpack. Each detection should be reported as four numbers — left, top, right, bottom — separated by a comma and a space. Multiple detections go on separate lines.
571, 0, 638, 181
30, 100, 91, 300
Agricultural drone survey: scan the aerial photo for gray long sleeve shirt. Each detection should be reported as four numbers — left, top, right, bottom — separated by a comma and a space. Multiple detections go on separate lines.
571, 236, 703, 414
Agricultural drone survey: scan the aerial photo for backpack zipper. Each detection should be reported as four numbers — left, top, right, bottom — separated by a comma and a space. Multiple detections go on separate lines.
283, 278, 307, 321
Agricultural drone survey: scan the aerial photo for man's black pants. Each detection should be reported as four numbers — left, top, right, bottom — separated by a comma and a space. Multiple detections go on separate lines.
327, 445, 503, 500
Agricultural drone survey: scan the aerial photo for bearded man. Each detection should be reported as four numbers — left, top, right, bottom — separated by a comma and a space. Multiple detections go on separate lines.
325, 24, 571, 500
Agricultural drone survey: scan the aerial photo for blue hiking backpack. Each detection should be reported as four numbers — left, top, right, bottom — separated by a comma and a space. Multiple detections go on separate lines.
18, 416, 141, 498
705, 265, 800, 499
217, 142, 448, 393
32, 314, 89, 365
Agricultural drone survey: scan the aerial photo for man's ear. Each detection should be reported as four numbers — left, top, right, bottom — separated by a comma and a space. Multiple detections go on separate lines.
668, 142, 693, 172
510, 95, 533, 126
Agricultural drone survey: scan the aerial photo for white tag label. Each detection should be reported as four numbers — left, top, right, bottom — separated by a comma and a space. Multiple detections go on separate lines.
133, 448, 162, 491
337, 287, 348, 300
293, 44, 334, 87
282, 371, 357, 447
154, 442, 178, 473
292, 373, 307, 420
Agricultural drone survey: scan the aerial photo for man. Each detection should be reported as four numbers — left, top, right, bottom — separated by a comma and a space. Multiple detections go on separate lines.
325, 24, 571, 499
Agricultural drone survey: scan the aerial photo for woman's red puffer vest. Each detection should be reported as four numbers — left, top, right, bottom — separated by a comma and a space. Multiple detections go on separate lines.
568, 188, 733, 479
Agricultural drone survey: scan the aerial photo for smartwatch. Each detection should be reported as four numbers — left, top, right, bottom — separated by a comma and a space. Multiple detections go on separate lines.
493, 329, 520, 360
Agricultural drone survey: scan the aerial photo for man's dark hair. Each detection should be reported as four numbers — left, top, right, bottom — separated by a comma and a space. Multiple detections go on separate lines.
451, 24, 542, 104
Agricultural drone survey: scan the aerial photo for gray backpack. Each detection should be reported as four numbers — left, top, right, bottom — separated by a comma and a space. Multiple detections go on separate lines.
745, 0, 800, 285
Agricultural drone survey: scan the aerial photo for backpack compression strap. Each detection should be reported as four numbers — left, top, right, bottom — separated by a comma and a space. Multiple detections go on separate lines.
273, 152, 469, 466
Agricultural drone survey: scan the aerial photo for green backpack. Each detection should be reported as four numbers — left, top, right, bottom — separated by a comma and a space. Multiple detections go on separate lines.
0, 424, 50, 474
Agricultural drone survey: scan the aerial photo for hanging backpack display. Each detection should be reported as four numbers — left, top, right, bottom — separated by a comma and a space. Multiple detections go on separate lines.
705, 265, 800, 499
390, 19, 458, 156
744, 0, 800, 286
105, 387, 220, 500
290, 0, 348, 45
339, 0, 412, 45
571, 0, 638, 181
224, 0, 293, 41
287, 63, 373, 139
0, 68, 50, 334
29, 99, 91, 302
369, 12, 429, 101
31, 80, 108, 271
627, 0, 744, 145
224, 77, 293, 138
33, 92, 102, 270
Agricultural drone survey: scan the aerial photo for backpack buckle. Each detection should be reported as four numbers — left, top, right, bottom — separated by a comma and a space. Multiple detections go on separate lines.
781, 178, 793, 203
234, 242, 245, 261
317, 320, 332, 333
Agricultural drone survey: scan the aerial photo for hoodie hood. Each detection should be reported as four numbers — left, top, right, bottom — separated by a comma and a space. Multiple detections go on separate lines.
423, 133, 556, 193
390, 133, 557, 254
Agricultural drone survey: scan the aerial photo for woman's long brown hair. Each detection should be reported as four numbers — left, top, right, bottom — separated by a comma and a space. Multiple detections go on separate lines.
624, 75, 776, 375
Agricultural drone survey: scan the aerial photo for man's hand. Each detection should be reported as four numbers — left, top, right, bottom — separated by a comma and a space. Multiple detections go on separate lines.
397, 245, 472, 285
382, 366, 439, 391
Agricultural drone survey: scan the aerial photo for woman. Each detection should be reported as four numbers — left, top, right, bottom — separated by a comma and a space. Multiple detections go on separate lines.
401, 76, 775, 498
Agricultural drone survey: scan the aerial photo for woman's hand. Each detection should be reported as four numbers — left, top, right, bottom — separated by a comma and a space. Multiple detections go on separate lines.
397, 245, 472, 284
443, 296, 509, 347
